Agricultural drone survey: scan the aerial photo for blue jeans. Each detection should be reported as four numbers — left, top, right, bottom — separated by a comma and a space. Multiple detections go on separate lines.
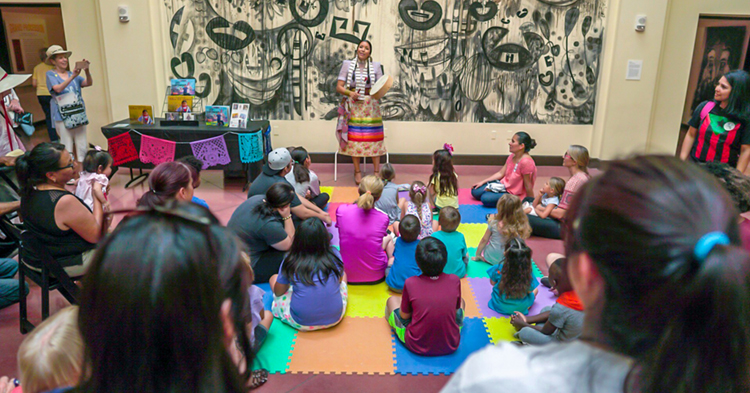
0, 258, 28, 310
471, 183, 534, 208
528, 215, 562, 239
471, 182, 504, 208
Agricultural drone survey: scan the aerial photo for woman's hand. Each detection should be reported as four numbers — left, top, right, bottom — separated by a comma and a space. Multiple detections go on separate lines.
349, 91, 360, 101
8, 100, 23, 113
276, 205, 291, 219
471, 181, 484, 189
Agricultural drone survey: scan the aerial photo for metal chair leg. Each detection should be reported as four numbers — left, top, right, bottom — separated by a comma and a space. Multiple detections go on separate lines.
41, 265, 49, 320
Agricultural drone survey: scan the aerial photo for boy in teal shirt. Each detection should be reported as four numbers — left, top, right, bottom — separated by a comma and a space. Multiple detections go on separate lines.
431, 207, 468, 278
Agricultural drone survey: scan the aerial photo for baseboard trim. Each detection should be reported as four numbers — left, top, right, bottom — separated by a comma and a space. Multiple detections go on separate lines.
308, 153, 602, 168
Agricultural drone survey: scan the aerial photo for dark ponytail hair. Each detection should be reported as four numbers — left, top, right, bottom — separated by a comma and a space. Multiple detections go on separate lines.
253, 182, 295, 218
563, 155, 750, 393
514, 132, 537, 152
82, 149, 113, 174
16, 142, 66, 199
137, 161, 192, 209
724, 70, 750, 121
290, 147, 310, 184
281, 217, 343, 286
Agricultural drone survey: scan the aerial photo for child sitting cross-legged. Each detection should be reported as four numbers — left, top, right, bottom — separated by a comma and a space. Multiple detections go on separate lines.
269, 218, 348, 331
510, 257, 584, 345
431, 207, 469, 278
487, 237, 538, 315
385, 214, 422, 292
385, 237, 465, 356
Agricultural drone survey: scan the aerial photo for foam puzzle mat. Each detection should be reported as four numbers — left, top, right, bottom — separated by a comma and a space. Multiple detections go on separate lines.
252, 187, 559, 375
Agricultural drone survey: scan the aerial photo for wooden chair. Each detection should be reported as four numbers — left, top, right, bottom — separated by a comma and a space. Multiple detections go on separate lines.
18, 230, 82, 334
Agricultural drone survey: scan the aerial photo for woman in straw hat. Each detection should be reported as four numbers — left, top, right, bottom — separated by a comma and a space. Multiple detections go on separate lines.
45, 44, 92, 174
0, 65, 29, 157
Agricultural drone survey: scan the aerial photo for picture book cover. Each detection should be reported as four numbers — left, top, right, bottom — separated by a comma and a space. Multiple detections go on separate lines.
229, 103, 250, 128
165, 112, 182, 121
168, 95, 193, 112
128, 105, 154, 125
205, 106, 230, 127
170, 79, 196, 95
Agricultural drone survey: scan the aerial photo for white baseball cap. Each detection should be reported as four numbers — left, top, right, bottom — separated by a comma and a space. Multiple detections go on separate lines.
267, 148, 292, 171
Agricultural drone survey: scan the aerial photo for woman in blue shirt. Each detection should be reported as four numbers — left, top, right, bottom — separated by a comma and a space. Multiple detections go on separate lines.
45, 45, 92, 174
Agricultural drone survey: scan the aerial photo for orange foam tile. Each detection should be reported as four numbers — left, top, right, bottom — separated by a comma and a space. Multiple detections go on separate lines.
462, 277, 481, 318
287, 317, 396, 375
329, 187, 361, 203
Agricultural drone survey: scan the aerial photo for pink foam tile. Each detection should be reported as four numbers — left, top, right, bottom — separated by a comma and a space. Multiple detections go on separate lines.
327, 203, 344, 222
458, 188, 482, 205
468, 277, 558, 318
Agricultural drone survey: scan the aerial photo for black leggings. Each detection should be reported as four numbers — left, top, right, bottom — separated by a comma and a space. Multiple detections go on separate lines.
528, 215, 561, 239
310, 192, 330, 210
252, 249, 286, 284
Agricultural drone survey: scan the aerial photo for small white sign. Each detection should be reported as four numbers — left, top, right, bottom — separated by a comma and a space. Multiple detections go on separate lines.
626, 60, 643, 80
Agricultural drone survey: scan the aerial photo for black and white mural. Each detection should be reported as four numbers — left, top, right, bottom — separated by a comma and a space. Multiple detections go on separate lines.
165, 0, 605, 123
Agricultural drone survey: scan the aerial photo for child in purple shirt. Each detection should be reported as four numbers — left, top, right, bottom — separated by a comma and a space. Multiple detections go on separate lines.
385, 237, 465, 356
269, 218, 348, 331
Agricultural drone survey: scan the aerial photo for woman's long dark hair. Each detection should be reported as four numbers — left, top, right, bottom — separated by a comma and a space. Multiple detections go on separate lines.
15, 142, 66, 199
496, 237, 533, 299
723, 70, 750, 121
137, 161, 192, 208
430, 149, 457, 197
253, 182, 295, 218
291, 147, 310, 184
563, 155, 750, 393
281, 217, 343, 286
77, 201, 252, 393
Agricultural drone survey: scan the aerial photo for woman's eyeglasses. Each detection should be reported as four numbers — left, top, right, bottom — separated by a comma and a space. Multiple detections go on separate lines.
57, 162, 75, 170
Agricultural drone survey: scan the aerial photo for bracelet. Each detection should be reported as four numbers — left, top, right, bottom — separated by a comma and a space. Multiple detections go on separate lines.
282, 215, 292, 221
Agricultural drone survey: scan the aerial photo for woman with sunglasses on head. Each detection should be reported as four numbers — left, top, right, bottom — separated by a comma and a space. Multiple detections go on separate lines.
527, 145, 590, 239
443, 155, 750, 393
16, 142, 108, 276
72, 201, 267, 392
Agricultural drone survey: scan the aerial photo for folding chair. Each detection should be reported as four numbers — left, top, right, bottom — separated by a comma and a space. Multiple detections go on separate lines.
18, 230, 82, 334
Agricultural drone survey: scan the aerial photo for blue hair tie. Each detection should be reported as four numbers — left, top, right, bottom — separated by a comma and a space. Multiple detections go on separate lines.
694, 232, 730, 262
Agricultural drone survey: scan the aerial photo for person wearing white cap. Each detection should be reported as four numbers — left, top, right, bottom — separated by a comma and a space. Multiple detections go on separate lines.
45, 44, 92, 172
246, 147, 332, 225
0, 65, 29, 158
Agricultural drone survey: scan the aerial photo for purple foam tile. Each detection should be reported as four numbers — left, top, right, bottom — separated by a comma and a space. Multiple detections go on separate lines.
468, 277, 557, 318
327, 225, 340, 247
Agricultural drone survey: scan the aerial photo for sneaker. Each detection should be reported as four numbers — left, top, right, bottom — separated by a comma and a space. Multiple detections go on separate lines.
540, 277, 551, 288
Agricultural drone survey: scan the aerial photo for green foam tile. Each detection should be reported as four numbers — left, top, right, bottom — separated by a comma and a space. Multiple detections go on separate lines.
252, 320, 297, 373
466, 248, 491, 278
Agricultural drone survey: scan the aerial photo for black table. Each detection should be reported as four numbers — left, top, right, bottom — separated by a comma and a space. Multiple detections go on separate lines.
101, 119, 270, 187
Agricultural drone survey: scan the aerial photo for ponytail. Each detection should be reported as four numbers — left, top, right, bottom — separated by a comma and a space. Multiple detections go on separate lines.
640, 244, 750, 393
15, 142, 66, 200
253, 182, 295, 217
290, 147, 310, 184
408, 181, 427, 221
356, 175, 383, 210
136, 161, 192, 209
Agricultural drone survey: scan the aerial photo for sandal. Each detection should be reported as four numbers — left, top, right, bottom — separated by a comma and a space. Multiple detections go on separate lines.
249, 368, 269, 389
354, 170, 362, 185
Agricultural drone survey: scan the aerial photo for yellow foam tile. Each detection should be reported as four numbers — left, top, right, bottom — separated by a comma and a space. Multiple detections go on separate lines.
457, 223, 489, 248
345, 282, 398, 318
320, 186, 334, 198
483, 317, 518, 344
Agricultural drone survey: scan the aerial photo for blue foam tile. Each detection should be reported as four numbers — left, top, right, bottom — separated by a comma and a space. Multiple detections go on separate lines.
255, 283, 273, 311
393, 317, 491, 375
458, 205, 496, 224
